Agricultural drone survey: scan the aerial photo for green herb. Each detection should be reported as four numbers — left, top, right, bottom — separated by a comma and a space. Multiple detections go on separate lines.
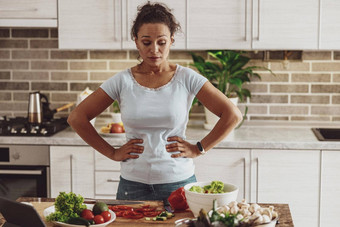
46, 192, 87, 223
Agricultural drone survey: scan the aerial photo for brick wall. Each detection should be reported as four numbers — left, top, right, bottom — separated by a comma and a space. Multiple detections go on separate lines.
0, 28, 340, 123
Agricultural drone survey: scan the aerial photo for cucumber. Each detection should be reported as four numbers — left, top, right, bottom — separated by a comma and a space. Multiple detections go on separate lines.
67, 217, 91, 226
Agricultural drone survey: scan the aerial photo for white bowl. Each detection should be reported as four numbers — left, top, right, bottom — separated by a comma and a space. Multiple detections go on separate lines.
43, 204, 116, 227
184, 181, 238, 217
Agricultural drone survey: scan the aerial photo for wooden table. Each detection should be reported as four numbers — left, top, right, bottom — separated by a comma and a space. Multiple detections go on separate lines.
0, 197, 294, 227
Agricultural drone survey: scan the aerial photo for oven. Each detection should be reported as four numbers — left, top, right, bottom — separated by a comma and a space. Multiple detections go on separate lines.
0, 145, 50, 200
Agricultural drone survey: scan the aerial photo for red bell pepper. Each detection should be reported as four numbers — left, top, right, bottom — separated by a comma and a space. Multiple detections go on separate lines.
168, 187, 188, 210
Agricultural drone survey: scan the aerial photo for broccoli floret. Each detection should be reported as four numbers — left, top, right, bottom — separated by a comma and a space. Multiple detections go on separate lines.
189, 185, 205, 193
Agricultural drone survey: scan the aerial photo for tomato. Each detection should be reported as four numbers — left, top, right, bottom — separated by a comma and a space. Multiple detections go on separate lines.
110, 123, 124, 133
81, 209, 94, 221
143, 211, 162, 217
94, 215, 105, 224
101, 211, 111, 222
122, 210, 144, 219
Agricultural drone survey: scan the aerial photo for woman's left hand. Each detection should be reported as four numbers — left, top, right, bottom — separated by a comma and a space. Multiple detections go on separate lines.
166, 136, 200, 158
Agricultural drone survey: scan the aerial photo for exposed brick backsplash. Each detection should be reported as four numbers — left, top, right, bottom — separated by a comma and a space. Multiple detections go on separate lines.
0, 28, 339, 123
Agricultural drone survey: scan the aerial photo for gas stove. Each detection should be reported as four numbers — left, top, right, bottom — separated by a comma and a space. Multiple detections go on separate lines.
0, 116, 69, 137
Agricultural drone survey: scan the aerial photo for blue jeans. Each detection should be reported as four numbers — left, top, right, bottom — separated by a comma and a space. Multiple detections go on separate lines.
116, 175, 197, 201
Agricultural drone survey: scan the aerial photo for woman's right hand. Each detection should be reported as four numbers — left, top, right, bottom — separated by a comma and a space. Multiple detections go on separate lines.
111, 139, 144, 161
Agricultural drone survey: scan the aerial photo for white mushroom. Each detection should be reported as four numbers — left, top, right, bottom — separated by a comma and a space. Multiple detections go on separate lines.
228, 201, 238, 208
262, 214, 271, 223
237, 199, 248, 208
249, 203, 261, 213
253, 215, 264, 225
230, 205, 239, 215
261, 207, 272, 220
239, 207, 252, 217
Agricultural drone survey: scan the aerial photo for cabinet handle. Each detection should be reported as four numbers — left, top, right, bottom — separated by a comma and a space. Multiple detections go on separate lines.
244, 0, 248, 41
0, 8, 38, 12
70, 154, 73, 192
243, 158, 246, 199
0, 170, 42, 175
113, 0, 118, 42
257, 0, 261, 41
125, 0, 129, 42
107, 179, 120, 183
256, 157, 259, 203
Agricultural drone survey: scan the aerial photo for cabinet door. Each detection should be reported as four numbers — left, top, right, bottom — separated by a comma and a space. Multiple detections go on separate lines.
0, 0, 57, 27
320, 150, 340, 227
50, 146, 94, 198
252, 149, 320, 227
58, 0, 121, 49
122, 0, 186, 50
252, 0, 319, 49
194, 149, 250, 202
187, 0, 251, 50
320, 1, 340, 49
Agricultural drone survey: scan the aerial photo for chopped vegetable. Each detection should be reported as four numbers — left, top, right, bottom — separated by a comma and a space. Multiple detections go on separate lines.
168, 187, 189, 210
46, 191, 87, 223
189, 181, 225, 194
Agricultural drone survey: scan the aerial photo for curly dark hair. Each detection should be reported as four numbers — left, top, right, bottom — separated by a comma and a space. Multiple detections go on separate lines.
130, 1, 181, 40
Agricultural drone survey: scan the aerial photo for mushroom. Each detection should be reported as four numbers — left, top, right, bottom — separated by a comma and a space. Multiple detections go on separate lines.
249, 203, 261, 213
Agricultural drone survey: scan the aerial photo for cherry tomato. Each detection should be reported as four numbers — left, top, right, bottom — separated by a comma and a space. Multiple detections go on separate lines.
101, 211, 111, 222
81, 209, 94, 221
94, 215, 105, 224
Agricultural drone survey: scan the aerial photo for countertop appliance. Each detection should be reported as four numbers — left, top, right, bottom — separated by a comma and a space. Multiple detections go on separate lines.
0, 145, 50, 200
0, 116, 68, 137
312, 128, 340, 141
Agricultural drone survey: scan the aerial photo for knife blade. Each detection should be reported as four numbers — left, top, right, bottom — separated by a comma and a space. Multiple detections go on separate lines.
84, 198, 144, 205
163, 198, 174, 213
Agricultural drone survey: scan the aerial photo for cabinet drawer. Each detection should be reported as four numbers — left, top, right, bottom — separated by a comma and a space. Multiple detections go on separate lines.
95, 152, 120, 171
95, 171, 120, 195
0, 0, 57, 19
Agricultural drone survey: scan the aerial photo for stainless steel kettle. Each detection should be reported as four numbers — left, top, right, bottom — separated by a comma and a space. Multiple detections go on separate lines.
27, 91, 48, 124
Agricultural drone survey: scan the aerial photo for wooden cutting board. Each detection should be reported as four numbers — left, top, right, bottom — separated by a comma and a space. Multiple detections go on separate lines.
32, 201, 194, 227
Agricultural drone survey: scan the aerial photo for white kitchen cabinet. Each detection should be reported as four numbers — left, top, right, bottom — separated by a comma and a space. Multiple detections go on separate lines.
94, 151, 121, 199
58, 0, 121, 49
319, 1, 340, 49
58, 0, 186, 50
0, 0, 57, 27
251, 149, 320, 227
50, 146, 94, 198
187, 0, 319, 50
187, 0, 252, 50
252, 0, 319, 50
194, 148, 251, 202
320, 150, 340, 227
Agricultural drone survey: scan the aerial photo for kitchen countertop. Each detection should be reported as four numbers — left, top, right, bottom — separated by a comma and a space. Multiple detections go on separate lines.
0, 121, 338, 150
0, 197, 294, 227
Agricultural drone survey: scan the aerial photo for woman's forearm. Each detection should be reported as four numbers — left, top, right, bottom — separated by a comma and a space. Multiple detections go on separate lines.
200, 107, 242, 151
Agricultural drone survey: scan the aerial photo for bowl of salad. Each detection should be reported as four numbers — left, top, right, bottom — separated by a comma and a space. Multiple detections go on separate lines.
184, 181, 238, 217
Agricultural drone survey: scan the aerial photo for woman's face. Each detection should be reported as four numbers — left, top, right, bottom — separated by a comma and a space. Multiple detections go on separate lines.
135, 23, 173, 67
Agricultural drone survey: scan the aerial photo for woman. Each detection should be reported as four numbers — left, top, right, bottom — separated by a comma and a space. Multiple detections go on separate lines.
67, 2, 242, 201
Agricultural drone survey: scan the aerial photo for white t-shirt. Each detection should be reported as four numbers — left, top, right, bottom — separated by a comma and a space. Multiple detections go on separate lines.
100, 64, 208, 184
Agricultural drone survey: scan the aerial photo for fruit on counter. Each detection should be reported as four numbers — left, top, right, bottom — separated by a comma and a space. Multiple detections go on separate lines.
100, 122, 125, 133
94, 214, 105, 224
101, 210, 112, 222
110, 123, 124, 133
93, 201, 109, 215
168, 187, 189, 211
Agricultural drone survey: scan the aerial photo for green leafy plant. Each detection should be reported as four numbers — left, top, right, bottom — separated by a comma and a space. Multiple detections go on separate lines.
190, 50, 274, 128
112, 100, 120, 113
191, 50, 274, 102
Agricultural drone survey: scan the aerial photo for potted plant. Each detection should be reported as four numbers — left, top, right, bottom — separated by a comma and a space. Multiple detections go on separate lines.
190, 50, 274, 129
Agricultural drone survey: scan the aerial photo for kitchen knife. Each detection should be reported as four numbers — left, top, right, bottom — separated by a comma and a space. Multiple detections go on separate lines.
163, 198, 174, 213
84, 198, 144, 205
